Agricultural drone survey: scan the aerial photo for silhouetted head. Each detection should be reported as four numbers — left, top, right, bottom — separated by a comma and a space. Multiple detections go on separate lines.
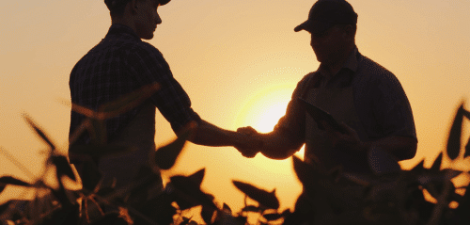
104, 0, 170, 40
295, 0, 358, 65
105, 0, 170, 17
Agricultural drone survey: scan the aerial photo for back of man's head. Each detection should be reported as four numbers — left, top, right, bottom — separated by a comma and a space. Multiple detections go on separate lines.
104, 0, 170, 17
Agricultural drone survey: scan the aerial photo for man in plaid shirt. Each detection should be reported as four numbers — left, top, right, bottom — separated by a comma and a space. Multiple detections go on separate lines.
69, 0, 259, 188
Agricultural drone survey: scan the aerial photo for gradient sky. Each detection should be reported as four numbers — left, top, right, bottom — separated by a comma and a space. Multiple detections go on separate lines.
1, 0, 470, 213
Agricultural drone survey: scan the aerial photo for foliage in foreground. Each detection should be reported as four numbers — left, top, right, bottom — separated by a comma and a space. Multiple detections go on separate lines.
1, 86, 470, 224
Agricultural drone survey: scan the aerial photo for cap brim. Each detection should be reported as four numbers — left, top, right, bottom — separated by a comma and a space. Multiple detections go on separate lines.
294, 21, 311, 32
294, 20, 332, 34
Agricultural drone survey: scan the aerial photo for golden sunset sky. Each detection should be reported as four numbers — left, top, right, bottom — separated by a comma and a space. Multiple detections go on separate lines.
1, 0, 469, 213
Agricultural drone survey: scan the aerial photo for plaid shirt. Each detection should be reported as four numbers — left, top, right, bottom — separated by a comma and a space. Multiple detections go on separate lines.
69, 24, 200, 145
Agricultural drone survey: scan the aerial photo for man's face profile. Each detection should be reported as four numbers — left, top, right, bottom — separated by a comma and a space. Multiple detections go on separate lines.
134, 0, 162, 40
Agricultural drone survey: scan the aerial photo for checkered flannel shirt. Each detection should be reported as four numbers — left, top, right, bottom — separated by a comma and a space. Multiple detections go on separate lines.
69, 24, 201, 145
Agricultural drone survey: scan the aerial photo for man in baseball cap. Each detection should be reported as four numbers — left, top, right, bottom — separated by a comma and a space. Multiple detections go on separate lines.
294, 0, 357, 34
237, 0, 417, 178
69, 0, 261, 218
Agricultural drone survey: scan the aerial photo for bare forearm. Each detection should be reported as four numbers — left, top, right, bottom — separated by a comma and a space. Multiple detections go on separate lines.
189, 120, 239, 147
258, 130, 303, 160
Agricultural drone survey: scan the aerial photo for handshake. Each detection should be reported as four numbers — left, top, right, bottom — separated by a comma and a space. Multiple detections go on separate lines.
234, 126, 264, 158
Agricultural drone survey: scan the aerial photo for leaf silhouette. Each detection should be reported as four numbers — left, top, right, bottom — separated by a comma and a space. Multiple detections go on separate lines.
155, 122, 195, 170
0, 176, 31, 187
411, 158, 425, 173
292, 155, 314, 186
241, 205, 262, 212
68, 144, 136, 160
99, 83, 160, 118
89, 118, 107, 144
170, 175, 216, 210
23, 115, 55, 150
50, 155, 77, 182
368, 147, 401, 175
446, 104, 464, 160
465, 136, 470, 158
232, 180, 279, 209
263, 213, 283, 221
0, 176, 31, 194
430, 152, 443, 172
188, 168, 205, 187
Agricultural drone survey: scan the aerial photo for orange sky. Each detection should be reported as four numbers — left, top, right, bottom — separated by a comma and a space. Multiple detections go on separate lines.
1, 0, 470, 214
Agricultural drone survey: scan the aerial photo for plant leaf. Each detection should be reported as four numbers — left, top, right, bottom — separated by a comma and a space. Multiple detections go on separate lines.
446, 104, 464, 160
188, 168, 205, 187
411, 158, 425, 173
241, 205, 262, 212
222, 203, 232, 213
464, 136, 470, 158
0, 176, 31, 187
170, 175, 217, 210
68, 144, 136, 160
232, 180, 279, 209
430, 152, 443, 172
99, 83, 160, 118
263, 213, 283, 221
51, 155, 77, 181
155, 122, 195, 170
23, 115, 55, 151
368, 147, 401, 175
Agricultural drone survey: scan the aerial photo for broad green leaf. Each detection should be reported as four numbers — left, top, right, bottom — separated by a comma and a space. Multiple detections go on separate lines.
232, 180, 279, 209
430, 152, 443, 172
446, 104, 464, 160
99, 83, 160, 118
155, 122, 195, 170
368, 147, 401, 175
188, 168, 205, 187
23, 115, 55, 151
51, 155, 77, 182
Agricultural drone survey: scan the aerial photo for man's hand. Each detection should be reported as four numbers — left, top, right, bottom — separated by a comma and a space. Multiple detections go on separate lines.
322, 121, 367, 152
235, 126, 263, 158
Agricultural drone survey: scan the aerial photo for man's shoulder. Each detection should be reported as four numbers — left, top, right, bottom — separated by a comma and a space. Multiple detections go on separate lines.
356, 54, 401, 86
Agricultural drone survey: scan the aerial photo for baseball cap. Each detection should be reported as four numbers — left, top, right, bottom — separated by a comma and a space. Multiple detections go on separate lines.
294, 0, 357, 34
105, 0, 171, 11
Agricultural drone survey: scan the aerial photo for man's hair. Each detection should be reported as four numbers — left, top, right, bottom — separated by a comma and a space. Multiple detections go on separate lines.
105, 0, 168, 17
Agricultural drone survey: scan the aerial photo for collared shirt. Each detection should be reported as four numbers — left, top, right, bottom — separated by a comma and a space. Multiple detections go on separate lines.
275, 47, 417, 151
69, 24, 201, 145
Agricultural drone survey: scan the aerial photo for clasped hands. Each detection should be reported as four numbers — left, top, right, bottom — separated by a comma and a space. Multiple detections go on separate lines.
234, 126, 263, 158
234, 122, 366, 158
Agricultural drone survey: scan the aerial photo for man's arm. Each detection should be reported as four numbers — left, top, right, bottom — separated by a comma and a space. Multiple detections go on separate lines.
183, 120, 263, 157
236, 126, 303, 159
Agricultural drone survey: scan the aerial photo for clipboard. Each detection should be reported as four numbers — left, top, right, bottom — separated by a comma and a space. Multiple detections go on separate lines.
297, 98, 346, 134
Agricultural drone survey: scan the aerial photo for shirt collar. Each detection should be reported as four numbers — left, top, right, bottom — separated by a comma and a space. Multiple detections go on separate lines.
105, 23, 141, 41
312, 47, 361, 88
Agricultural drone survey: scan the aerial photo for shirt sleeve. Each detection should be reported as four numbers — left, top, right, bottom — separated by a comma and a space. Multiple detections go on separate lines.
125, 44, 201, 133
369, 72, 417, 140
273, 74, 314, 145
